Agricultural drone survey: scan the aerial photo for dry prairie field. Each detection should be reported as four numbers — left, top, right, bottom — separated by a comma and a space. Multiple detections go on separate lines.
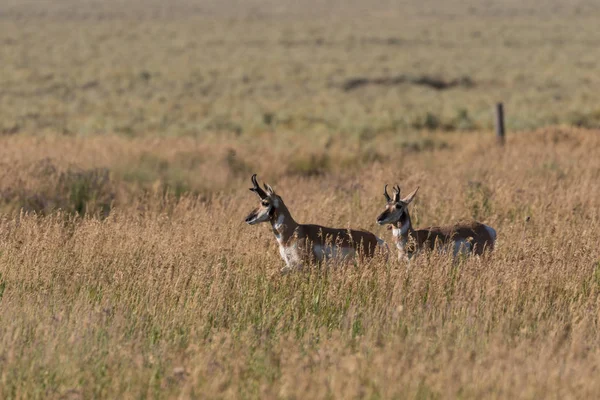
2, 1, 600, 399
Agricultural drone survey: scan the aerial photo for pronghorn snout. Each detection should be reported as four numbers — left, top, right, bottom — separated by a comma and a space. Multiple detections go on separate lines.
245, 210, 258, 224
245, 207, 271, 225
376, 211, 389, 225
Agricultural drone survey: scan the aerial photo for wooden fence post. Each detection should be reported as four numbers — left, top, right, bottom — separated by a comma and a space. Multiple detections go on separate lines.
495, 103, 505, 146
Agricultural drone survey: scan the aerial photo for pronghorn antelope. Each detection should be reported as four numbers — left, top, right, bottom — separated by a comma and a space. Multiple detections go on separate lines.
376, 185, 496, 261
245, 174, 386, 272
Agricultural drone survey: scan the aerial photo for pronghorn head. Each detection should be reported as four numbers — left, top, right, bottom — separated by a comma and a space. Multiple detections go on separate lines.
376, 184, 419, 226
245, 174, 282, 225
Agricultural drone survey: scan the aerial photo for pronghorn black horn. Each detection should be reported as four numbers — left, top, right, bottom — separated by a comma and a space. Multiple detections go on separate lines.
383, 184, 391, 202
249, 174, 268, 199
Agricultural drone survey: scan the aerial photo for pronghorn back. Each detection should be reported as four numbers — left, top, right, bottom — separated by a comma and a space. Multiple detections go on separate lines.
413, 221, 496, 255
297, 224, 381, 258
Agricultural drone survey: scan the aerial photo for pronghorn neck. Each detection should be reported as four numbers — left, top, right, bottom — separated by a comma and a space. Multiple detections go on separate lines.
269, 200, 298, 243
392, 210, 413, 239
391, 210, 414, 260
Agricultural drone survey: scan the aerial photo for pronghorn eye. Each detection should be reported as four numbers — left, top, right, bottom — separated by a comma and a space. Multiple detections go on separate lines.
262, 201, 270, 207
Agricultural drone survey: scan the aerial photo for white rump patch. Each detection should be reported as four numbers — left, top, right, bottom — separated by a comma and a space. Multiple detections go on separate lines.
453, 239, 472, 257
484, 225, 497, 243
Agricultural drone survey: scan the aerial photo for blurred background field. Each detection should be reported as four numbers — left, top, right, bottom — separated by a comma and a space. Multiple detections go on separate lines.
1, 1, 600, 399
1, 0, 600, 210
2, 0, 600, 140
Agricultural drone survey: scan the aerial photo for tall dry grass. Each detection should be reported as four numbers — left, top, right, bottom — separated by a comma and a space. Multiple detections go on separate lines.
2, 1, 600, 397
1, 127, 600, 398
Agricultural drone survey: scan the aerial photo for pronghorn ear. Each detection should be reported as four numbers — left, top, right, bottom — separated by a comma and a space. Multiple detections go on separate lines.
402, 187, 419, 204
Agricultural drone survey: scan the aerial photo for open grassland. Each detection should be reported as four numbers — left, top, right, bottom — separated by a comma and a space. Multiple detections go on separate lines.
2, 0, 600, 398
1, 127, 600, 398
2, 0, 600, 138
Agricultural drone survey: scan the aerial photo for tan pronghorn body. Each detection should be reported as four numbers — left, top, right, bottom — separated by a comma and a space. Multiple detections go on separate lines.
376, 185, 496, 261
245, 174, 386, 272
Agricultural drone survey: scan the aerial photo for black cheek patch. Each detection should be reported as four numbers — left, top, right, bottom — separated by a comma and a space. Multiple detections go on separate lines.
268, 206, 276, 217
399, 210, 408, 225
377, 211, 389, 223
245, 210, 257, 222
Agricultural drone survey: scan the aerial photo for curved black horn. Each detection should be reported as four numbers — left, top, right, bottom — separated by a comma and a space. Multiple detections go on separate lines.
249, 174, 268, 199
383, 184, 391, 202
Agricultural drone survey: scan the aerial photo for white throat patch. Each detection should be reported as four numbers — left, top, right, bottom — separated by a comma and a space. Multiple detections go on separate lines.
273, 213, 285, 230
392, 220, 410, 237
273, 213, 285, 242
